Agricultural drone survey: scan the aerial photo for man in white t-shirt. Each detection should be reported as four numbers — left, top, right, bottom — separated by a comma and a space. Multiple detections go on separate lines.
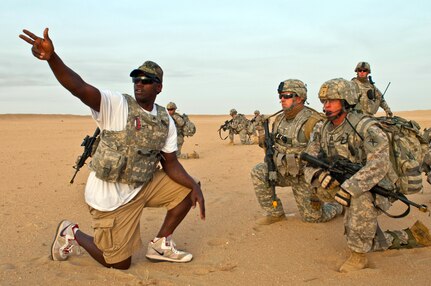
20, 28, 205, 270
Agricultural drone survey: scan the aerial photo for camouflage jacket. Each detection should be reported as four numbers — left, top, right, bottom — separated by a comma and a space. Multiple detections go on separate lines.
171, 112, 185, 138
352, 77, 392, 115
303, 112, 397, 198
229, 114, 249, 133
252, 114, 265, 131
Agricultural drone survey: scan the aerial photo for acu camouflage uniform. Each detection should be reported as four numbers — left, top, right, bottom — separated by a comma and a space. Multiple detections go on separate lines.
352, 78, 392, 116
252, 112, 265, 139
228, 113, 252, 145
351, 62, 392, 116
304, 99, 414, 253
250, 106, 342, 222
89, 94, 169, 188
170, 112, 186, 156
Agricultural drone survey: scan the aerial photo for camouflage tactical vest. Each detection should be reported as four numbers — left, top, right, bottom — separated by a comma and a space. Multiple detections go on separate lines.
272, 106, 322, 177
231, 114, 249, 133
89, 94, 170, 188
320, 112, 398, 190
352, 78, 382, 115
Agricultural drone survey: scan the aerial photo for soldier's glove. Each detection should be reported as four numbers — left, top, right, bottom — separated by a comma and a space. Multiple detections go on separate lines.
318, 171, 340, 189
316, 186, 339, 202
387, 111, 393, 117
335, 189, 351, 207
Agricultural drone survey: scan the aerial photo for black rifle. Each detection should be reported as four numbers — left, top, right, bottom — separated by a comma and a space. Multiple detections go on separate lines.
217, 119, 232, 140
70, 127, 101, 184
300, 152, 428, 218
262, 109, 283, 208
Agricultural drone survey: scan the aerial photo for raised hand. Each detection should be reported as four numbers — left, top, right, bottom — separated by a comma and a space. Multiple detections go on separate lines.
19, 28, 54, 60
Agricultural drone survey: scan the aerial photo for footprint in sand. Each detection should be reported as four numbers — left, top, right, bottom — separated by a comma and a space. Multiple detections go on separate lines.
207, 238, 229, 246
0, 263, 16, 270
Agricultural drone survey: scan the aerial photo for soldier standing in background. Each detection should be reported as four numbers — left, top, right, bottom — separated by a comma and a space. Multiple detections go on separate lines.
166, 102, 199, 159
351, 61, 393, 117
250, 79, 343, 225
251, 110, 265, 145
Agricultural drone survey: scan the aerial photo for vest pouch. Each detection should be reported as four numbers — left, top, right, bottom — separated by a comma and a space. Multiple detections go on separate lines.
285, 153, 300, 176
128, 149, 160, 184
399, 159, 423, 195
274, 151, 287, 175
91, 140, 127, 182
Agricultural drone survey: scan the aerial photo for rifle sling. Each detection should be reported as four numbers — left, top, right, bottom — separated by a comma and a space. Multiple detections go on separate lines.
372, 190, 410, 218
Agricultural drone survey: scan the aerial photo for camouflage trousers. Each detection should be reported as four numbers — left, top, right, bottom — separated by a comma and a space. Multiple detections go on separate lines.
229, 129, 251, 145
344, 192, 399, 253
250, 162, 341, 223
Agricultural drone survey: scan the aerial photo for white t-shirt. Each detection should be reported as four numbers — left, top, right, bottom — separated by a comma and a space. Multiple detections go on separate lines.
85, 90, 177, 211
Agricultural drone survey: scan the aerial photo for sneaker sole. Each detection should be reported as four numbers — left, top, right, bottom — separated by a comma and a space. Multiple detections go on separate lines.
51, 220, 67, 261
146, 253, 193, 263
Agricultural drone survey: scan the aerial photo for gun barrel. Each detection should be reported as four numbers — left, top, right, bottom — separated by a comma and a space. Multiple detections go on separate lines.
300, 153, 330, 169
69, 169, 79, 184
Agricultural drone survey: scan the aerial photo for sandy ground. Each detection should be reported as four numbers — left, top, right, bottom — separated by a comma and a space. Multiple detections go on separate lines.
1, 110, 431, 286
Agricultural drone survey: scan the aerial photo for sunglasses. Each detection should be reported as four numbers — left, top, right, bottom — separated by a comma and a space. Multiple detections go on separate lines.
167, 108, 175, 111
132, 77, 157, 85
279, 93, 297, 99
357, 69, 369, 73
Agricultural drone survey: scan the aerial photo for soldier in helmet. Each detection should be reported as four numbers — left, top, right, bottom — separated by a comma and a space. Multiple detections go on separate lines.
166, 102, 199, 159
251, 110, 265, 143
351, 61, 393, 117
303, 78, 431, 272
227, 108, 253, 145
250, 79, 343, 226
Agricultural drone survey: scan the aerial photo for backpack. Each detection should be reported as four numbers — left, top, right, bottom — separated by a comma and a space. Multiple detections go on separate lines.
376, 116, 430, 195
181, 113, 196, 137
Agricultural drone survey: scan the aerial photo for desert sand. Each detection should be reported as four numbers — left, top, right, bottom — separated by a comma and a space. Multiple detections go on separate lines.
1, 110, 431, 286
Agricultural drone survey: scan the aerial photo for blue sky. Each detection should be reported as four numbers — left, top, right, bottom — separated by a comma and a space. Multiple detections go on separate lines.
1, 0, 430, 115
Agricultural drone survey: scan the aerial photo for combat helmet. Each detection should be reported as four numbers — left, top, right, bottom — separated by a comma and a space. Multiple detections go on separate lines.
167, 102, 177, 110
254, 110, 260, 115
230, 108, 238, 115
277, 79, 307, 101
354, 62, 371, 73
318, 78, 359, 107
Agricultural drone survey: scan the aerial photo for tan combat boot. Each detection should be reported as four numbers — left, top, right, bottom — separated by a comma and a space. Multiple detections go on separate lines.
187, 151, 199, 159
388, 220, 431, 249
410, 220, 431, 247
178, 153, 189, 159
255, 215, 286, 225
339, 251, 368, 273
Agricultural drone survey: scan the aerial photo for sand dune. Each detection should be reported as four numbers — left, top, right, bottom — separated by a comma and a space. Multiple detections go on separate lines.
1, 110, 431, 285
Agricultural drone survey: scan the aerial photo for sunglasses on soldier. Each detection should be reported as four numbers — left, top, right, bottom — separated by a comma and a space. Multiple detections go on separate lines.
357, 69, 369, 73
279, 93, 296, 99
132, 77, 158, 85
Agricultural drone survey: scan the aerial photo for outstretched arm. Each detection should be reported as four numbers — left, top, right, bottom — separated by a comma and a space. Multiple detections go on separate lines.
19, 28, 101, 111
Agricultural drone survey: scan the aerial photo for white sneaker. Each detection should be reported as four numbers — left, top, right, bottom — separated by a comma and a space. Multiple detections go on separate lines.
51, 220, 81, 261
146, 235, 192, 263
